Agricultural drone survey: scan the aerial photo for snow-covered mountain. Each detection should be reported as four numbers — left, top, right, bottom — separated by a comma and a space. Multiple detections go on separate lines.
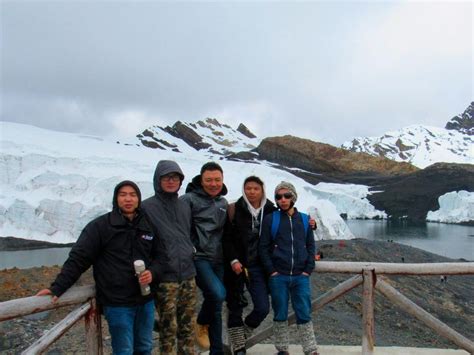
342, 103, 474, 169
1, 121, 380, 243
124, 118, 260, 156
1, 121, 471, 244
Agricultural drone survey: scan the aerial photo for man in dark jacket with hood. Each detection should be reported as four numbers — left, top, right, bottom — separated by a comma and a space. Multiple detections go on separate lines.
142, 160, 196, 355
37, 180, 159, 355
181, 162, 228, 355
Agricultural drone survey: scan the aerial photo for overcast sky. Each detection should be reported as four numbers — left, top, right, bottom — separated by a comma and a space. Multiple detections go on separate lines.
1, 1, 472, 145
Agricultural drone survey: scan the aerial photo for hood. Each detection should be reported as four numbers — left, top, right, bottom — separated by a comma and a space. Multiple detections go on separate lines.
241, 179, 267, 218
185, 174, 228, 197
112, 180, 142, 210
153, 160, 185, 194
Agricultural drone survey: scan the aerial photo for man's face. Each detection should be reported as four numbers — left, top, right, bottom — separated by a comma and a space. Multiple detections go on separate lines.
275, 188, 293, 211
244, 181, 263, 206
201, 170, 223, 198
160, 173, 181, 193
117, 185, 139, 215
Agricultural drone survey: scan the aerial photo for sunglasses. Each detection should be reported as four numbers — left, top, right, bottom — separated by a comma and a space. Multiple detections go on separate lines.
275, 192, 293, 200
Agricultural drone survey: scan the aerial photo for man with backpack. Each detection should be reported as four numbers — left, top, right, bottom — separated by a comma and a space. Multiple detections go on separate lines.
258, 181, 319, 355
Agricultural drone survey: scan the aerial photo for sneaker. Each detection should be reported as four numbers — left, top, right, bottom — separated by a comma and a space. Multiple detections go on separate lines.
195, 323, 210, 350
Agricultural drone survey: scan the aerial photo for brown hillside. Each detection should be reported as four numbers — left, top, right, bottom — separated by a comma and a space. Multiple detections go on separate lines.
257, 135, 418, 175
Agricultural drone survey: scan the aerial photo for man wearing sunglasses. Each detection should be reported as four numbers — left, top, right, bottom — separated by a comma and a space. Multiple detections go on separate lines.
258, 181, 319, 355
142, 160, 197, 355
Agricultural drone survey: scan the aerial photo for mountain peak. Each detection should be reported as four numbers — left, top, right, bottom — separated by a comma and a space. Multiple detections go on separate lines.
133, 118, 259, 155
445, 102, 474, 135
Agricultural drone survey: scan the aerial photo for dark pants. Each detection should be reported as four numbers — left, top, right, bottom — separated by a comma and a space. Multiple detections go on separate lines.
226, 265, 270, 329
195, 259, 226, 355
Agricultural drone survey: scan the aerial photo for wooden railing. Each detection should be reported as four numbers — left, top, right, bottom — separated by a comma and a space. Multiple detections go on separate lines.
246, 261, 474, 355
0, 285, 101, 354
1, 262, 473, 354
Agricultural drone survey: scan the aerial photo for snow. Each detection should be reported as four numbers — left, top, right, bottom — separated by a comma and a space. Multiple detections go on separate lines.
342, 124, 474, 169
427, 191, 474, 224
1, 120, 467, 244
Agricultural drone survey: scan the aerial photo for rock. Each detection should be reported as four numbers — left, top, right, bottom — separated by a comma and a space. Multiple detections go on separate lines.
445, 101, 474, 135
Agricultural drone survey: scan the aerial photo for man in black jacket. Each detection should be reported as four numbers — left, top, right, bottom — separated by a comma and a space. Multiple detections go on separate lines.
37, 180, 159, 355
142, 160, 196, 355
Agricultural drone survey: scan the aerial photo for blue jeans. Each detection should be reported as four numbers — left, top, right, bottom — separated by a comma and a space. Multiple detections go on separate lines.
195, 259, 226, 355
227, 265, 270, 329
268, 274, 312, 324
103, 300, 154, 355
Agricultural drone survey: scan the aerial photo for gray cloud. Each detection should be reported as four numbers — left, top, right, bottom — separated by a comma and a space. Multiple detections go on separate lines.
1, 1, 472, 144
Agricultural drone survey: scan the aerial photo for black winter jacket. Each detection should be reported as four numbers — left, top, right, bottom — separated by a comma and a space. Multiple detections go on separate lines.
142, 160, 195, 282
50, 181, 160, 306
181, 175, 228, 263
258, 208, 315, 276
223, 197, 276, 267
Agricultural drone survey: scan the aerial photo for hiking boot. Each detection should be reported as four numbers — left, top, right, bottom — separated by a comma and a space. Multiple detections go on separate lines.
195, 323, 210, 350
228, 326, 246, 352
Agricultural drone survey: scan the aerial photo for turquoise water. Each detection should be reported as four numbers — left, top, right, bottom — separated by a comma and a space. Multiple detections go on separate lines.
1, 220, 473, 269
345, 220, 474, 261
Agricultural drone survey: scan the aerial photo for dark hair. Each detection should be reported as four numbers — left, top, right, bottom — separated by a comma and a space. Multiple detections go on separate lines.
200, 162, 223, 175
244, 175, 264, 188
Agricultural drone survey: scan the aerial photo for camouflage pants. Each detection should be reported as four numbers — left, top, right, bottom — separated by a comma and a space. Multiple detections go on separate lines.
155, 278, 197, 355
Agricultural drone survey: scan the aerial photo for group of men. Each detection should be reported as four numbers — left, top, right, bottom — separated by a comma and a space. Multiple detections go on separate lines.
37, 160, 319, 355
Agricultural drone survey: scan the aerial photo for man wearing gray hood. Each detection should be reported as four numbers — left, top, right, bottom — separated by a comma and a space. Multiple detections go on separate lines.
142, 160, 196, 355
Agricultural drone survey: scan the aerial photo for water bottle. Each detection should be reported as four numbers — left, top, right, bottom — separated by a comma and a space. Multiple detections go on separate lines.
133, 260, 151, 296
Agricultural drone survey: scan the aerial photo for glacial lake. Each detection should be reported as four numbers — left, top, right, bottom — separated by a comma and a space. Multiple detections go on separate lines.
0, 220, 473, 269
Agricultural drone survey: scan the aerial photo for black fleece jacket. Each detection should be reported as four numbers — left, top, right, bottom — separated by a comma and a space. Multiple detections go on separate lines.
50, 181, 160, 306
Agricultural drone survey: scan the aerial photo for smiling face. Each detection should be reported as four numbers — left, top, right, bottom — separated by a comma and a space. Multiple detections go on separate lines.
117, 185, 139, 218
201, 169, 223, 198
244, 181, 263, 208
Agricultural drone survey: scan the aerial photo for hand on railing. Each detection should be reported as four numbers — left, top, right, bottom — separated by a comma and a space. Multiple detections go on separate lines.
36, 288, 59, 303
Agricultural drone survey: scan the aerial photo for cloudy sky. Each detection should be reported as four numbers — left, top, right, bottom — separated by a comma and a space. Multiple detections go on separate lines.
1, 1, 472, 145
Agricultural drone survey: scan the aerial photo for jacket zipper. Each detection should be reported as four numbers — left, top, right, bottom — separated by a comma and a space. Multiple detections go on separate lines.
289, 214, 294, 275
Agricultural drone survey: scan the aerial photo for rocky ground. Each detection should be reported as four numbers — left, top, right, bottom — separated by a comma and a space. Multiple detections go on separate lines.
0, 239, 472, 354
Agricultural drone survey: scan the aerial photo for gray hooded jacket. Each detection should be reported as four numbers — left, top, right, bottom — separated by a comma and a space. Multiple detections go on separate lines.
180, 174, 228, 262
142, 160, 196, 282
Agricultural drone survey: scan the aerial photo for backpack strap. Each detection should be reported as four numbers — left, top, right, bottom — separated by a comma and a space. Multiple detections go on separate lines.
271, 211, 280, 241
300, 212, 309, 235
271, 211, 309, 241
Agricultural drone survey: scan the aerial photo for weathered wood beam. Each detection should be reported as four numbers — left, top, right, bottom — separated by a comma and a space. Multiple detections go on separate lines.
362, 270, 375, 355
314, 261, 474, 275
0, 285, 95, 321
375, 278, 474, 354
85, 298, 103, 355
246, 275, 363, 349
21, 302, 91, 355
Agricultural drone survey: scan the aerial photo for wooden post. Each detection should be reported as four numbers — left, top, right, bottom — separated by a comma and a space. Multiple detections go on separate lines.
85, 298, 103, 355
362, 269, 375, 355
376, 278, 474, 354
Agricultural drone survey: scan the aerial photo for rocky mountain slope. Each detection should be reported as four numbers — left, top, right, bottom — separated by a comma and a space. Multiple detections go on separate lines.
341, 102, 474, 168
236, 136, 473, 222
129, 118, 259, 155
446, 101, 474, 135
